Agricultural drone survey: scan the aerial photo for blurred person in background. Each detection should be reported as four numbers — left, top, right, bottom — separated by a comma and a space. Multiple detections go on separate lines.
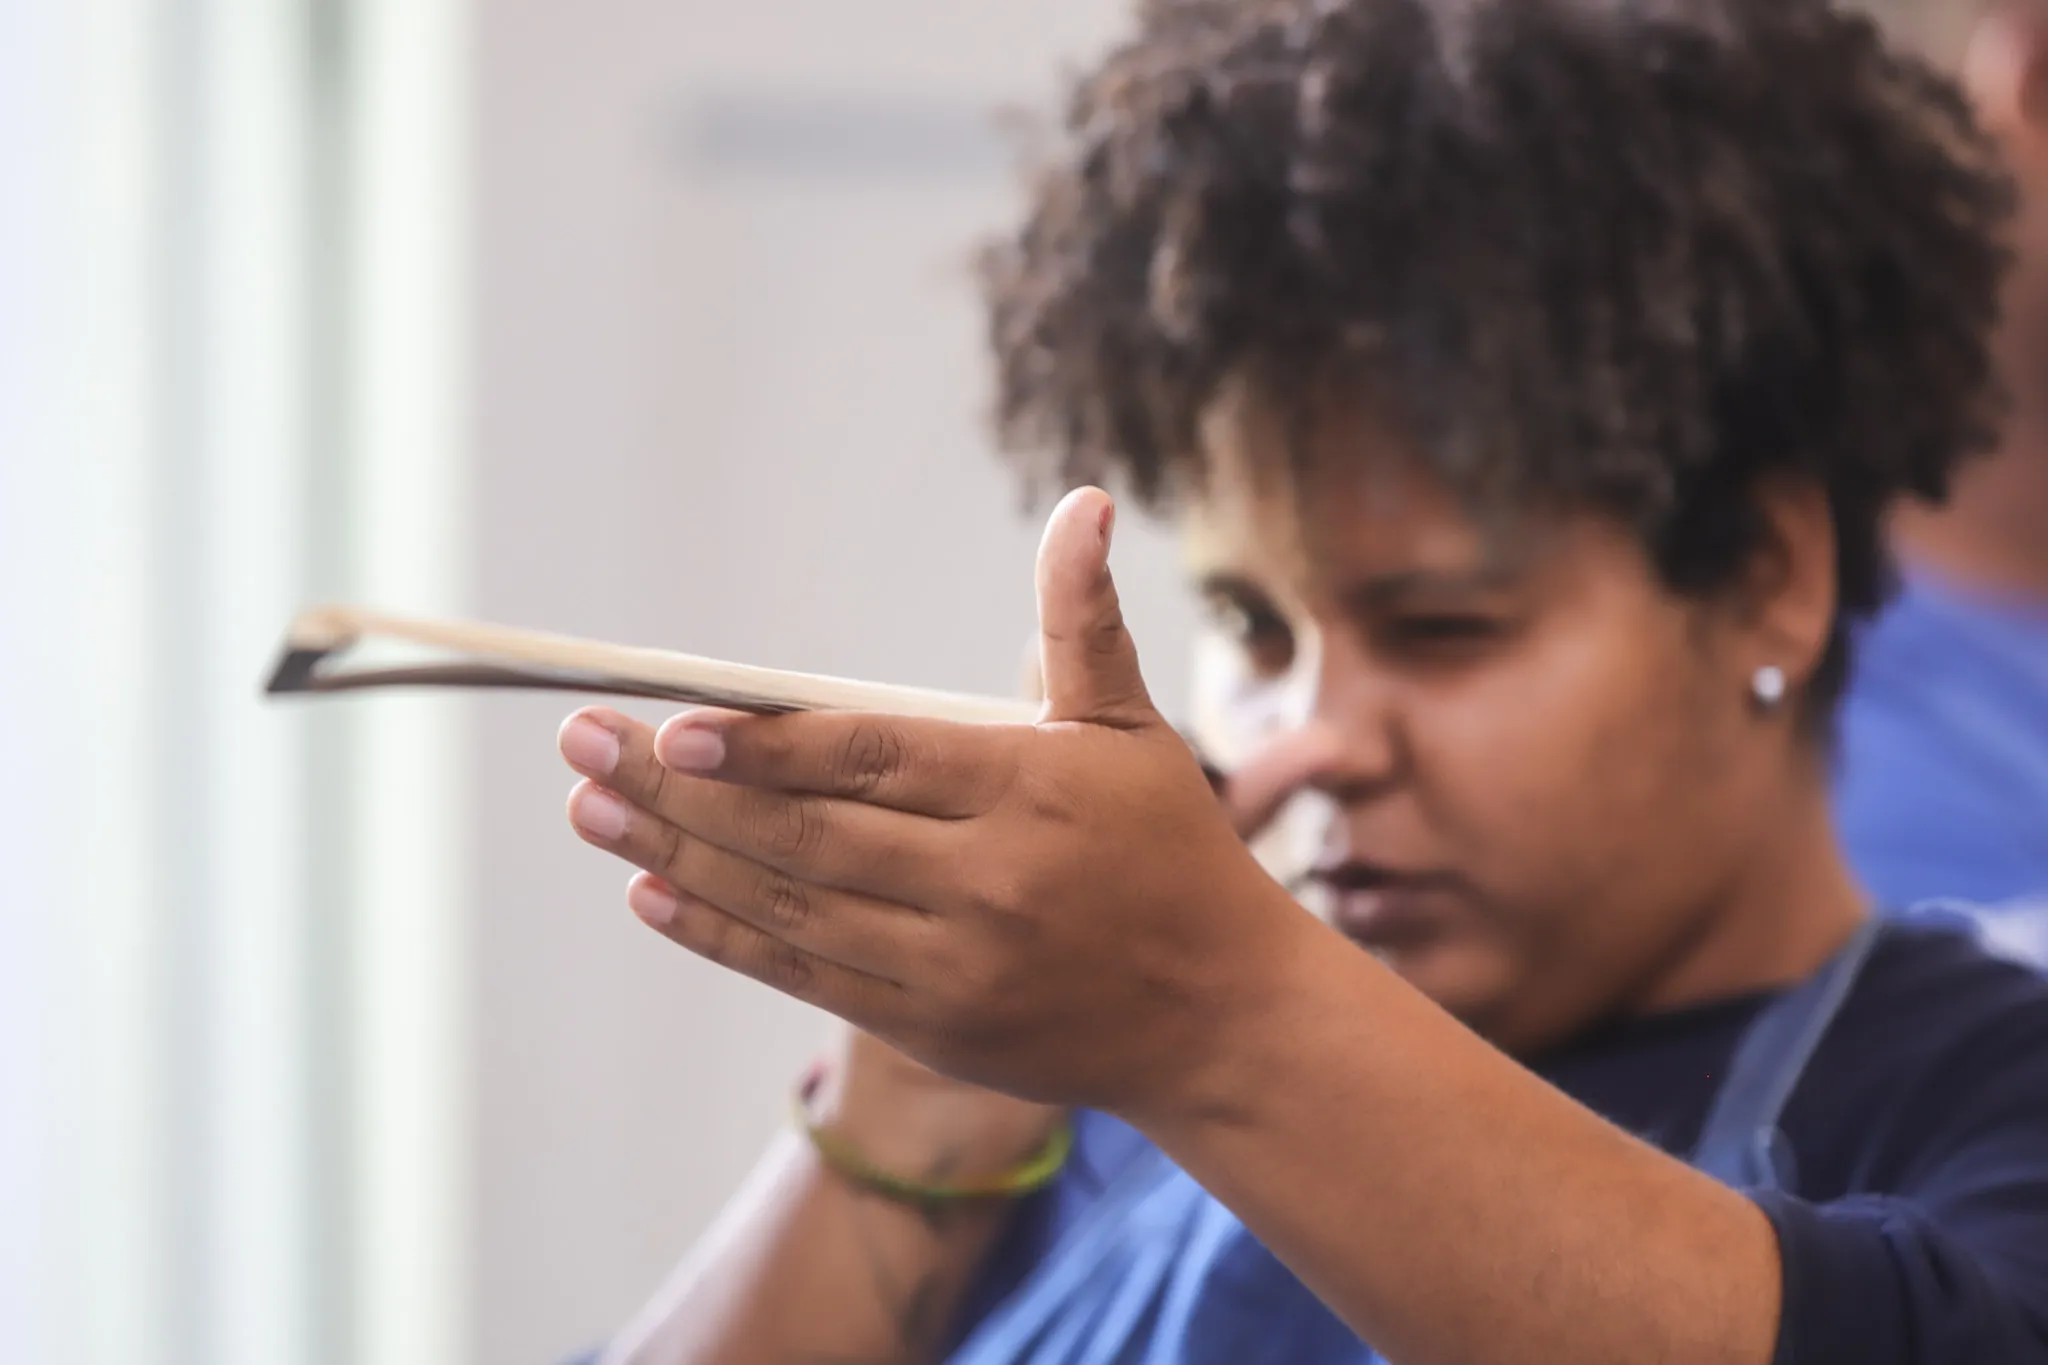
555, 2, 2048, 1363
1835, 0, 2048, 956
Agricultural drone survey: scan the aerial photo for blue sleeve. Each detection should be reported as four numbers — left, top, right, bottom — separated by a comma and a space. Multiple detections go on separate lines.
1756, 1130, 2048, 1363
943, 1112, 1156, 1353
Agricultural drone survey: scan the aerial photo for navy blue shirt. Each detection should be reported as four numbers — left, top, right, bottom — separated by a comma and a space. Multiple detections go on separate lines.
945, 923, 2048, 1363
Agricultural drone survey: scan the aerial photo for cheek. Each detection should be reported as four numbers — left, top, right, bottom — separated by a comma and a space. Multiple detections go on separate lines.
1412, 620, 1720, 926
1401, 633, 1745, 1038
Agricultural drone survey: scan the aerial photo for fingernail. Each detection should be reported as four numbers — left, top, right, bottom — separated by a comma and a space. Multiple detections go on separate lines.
1099, 499, 1116, 548
569, 785, 630, 841
559, 716, 621, 776
657, 721, 726, 772
628, 877, 679, 927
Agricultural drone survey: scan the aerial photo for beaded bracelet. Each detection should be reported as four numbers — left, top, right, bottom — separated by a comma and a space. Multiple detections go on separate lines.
792, 1064, 1075, 1206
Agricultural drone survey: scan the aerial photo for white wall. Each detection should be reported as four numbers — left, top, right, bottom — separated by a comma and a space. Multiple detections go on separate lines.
467, 3, 1199, 1361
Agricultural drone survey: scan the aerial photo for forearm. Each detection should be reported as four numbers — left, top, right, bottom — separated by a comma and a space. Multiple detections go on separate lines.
1136, 917, 1782, 1365
600, 1132, 1019, 1365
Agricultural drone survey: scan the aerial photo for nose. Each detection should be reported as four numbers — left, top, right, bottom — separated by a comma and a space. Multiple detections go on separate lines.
1191, 623, 1403, 812
1297, 636, 1404, 805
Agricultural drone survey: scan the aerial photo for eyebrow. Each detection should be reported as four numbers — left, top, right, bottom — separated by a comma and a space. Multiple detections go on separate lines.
1341, 563, 1525, 612
1196, 562, 1525, 613
1196, 571, 1277, 605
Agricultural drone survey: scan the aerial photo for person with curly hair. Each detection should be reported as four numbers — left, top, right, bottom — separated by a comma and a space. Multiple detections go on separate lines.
560, 2, 2048, 1362
1831, 0, 2048, 959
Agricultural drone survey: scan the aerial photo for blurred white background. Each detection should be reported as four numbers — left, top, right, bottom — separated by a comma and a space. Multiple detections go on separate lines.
0, 2, 1199, 1364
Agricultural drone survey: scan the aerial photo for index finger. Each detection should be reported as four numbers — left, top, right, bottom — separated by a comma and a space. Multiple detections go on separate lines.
655, 708, 1030, 819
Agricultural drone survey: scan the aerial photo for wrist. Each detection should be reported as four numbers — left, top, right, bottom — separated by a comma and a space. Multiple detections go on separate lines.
1115, 880, 1351, 1140
805, 1057, 1067, 1181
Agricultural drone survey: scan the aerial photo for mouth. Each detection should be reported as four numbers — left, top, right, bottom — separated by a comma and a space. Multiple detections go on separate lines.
1308, 860, 1463, 949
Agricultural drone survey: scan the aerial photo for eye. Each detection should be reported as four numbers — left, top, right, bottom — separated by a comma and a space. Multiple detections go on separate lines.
1203, 594, 1296, 676
1381, 613, 1507, 657
1392, 614, 1499, 641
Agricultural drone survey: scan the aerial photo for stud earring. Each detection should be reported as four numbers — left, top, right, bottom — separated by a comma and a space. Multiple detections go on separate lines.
1751, 664, 1788, 711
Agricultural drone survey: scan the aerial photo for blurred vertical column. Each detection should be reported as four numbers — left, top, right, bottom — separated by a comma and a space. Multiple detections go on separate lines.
2, 1, 188, 1362
0, 0, 473, 1361
200, 0, 478, 1353
196, 3, 320, 1365
0, 0, 60, 1353
336, 0, 475, 1362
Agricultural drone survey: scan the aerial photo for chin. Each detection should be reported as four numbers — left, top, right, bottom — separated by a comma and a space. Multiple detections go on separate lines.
1350, 935, 1514, 1034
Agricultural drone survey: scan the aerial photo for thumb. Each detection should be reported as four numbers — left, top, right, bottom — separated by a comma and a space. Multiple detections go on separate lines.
1035, 487, 1155, 726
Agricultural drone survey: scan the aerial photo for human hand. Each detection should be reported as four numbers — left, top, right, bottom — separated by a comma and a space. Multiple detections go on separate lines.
560, 489, 1325, 1122
1021, 628, 1324, 841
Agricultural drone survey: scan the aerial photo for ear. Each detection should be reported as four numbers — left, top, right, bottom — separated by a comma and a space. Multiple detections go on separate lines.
1963, 4, 2048, 146
1735, 478, 1839, 702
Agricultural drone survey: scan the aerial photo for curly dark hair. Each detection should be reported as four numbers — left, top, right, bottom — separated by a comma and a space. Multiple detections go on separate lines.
980, 0, 2013, 713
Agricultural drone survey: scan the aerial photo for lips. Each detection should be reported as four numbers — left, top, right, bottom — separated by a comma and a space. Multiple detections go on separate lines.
1309, 860, 1462, 948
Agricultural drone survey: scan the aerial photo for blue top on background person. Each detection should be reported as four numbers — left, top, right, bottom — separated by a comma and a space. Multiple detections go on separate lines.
556, 2, 2048, 1364
1838, 574, 2048, 953
1830, 0, 2048, 956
